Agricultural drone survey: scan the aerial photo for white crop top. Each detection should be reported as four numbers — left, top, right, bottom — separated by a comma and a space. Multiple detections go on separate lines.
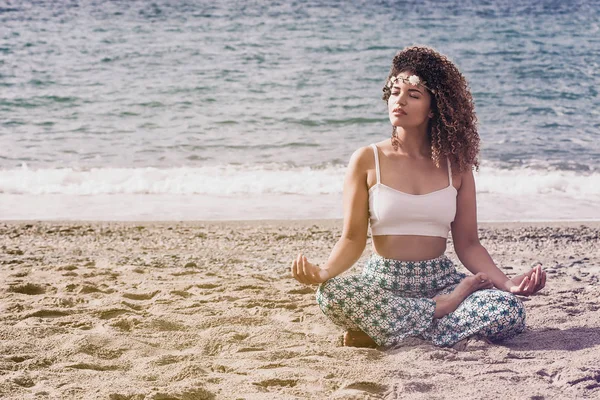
368, 144, 457, 238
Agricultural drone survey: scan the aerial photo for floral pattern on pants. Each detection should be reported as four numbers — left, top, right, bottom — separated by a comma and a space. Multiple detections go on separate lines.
315, 254, 526, 348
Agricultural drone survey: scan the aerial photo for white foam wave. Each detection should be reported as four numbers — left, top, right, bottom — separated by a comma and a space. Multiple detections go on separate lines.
0, 164, 346, 195
1, 164, 599, 198
474, 168, 600, 198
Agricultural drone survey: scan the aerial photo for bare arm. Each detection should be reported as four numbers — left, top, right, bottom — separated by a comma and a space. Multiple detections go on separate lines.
321, 147, 371, 279
291, 147, 371, 284
451, 168, 511, 289
451, 168, 546, 294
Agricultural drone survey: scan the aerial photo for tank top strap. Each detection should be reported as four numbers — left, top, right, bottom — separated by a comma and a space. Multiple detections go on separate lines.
370, 144, 381, 183
446, 157, 452, 185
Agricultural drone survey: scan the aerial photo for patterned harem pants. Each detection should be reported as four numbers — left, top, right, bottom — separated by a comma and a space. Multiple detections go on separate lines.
316, 254, 526, 348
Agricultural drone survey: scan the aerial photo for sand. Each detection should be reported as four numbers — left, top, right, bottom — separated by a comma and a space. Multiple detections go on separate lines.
1, 220, 599, 400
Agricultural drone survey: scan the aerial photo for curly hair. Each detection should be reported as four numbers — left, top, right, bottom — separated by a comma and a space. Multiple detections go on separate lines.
382, 46, 480, 173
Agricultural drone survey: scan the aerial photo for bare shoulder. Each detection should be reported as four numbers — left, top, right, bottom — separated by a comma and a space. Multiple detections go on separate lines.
454, 163, 475, 192
347, 145, 375, 172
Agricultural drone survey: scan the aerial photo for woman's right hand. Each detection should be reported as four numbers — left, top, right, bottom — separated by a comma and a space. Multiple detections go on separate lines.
291, 253, 330, 285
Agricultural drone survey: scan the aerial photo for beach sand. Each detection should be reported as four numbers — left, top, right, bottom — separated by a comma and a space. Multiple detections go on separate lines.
1, 220, 599, 399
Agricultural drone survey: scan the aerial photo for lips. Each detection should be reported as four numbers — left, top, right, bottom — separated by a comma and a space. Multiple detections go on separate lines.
392, 108, 406, 115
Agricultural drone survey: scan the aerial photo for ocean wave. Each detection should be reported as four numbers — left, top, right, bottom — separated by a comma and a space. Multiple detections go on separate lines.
1, 164, 599, 198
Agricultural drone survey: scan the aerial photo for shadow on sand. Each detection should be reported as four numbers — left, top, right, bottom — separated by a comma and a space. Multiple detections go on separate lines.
504, 326, 600, 351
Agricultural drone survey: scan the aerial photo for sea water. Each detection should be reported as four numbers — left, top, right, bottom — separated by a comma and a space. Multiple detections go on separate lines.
1, 0, 599, 221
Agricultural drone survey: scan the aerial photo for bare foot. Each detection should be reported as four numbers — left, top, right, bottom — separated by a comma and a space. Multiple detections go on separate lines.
433, 273, 493, 318
343, 330, 378, 348
452, 336, 493, 351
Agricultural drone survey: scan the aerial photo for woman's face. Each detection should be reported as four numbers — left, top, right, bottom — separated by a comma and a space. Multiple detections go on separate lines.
387, 71, 432, 130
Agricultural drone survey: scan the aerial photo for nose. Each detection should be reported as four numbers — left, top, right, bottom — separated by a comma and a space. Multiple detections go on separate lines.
396, 90, 408, 105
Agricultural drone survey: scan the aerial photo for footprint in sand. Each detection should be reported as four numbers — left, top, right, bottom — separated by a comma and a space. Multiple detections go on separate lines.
211, 364, 234, 373
148, 318, 187, 332
257, 362, 287, 369
195, 283, 221, 290
109, 388, 214, 400
151, 354, 191, 366
9, 355, 31, 363
23, 309, 72, 319
331, 381, 389, 399
52, 297, 75, 307
344, 381, 389, 394
403, 381, 435, 393
109, 317, 141, 332
238, 299, 298, 310
121, 301, 144, 311
287, 287, 314, 295
170, 289, 193, 298
236, 347, 265, 353
8, 283, 48, 295
122, 290, 160, 300
67, 363, 122, 372
12, 375, 35, 388
567, 371, 600, 390
78, 284, 104, 294
96, 308, 133, 320
252, 378, 298, 388
232, 284, 266, 292
166, 364, 208, 382
56, 265, 78, 272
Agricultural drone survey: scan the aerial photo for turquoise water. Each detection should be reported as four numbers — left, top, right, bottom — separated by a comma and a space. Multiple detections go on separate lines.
1, 1, 599, 220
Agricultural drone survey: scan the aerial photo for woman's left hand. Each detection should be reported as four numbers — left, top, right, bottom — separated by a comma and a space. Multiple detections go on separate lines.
504, 264, 546, 296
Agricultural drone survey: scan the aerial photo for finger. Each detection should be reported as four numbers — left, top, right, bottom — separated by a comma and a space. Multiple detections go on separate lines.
525, 272, 536, 293
532, 266, 540, 288
296, 253, 303, 276
533, 271, 545, 294
300, 256, 311, 285
303, 256, 317, 284
293, 254, 300, 276
531, 270, 540, 293
537, 266, 544, 290
291, 259, 297, 279
518, 276, 529, 294
531, 267, 542, 292
296, 254, 308, 284
301, 256, 307, 278
293, 260, 306, 284
540, 270, 546, 290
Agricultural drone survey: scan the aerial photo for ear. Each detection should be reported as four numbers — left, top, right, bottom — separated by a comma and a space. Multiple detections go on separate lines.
428, 112, 434, 118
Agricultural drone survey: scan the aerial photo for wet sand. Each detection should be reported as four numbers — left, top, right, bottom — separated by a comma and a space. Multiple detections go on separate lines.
1, 220, 599, 399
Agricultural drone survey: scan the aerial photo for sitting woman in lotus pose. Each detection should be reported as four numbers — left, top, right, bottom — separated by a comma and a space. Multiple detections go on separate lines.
291, 46, 546, 348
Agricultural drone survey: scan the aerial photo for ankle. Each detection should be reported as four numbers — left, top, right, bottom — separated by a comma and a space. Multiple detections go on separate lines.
433, 296, 451, 319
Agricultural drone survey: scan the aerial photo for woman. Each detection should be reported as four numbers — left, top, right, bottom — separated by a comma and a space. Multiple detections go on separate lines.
290, 46, 546, 349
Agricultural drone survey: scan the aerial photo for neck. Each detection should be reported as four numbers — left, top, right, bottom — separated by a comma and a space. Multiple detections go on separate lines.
392, 126, 431, 158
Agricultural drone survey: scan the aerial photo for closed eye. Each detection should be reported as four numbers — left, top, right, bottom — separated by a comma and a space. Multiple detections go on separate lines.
391, 91, 420, 99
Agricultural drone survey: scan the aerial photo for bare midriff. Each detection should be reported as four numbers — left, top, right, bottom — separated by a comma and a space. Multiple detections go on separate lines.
372, 235, 447, 261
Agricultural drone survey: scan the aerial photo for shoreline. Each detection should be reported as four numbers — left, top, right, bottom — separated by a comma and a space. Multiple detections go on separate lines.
3, 219, 600, 227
